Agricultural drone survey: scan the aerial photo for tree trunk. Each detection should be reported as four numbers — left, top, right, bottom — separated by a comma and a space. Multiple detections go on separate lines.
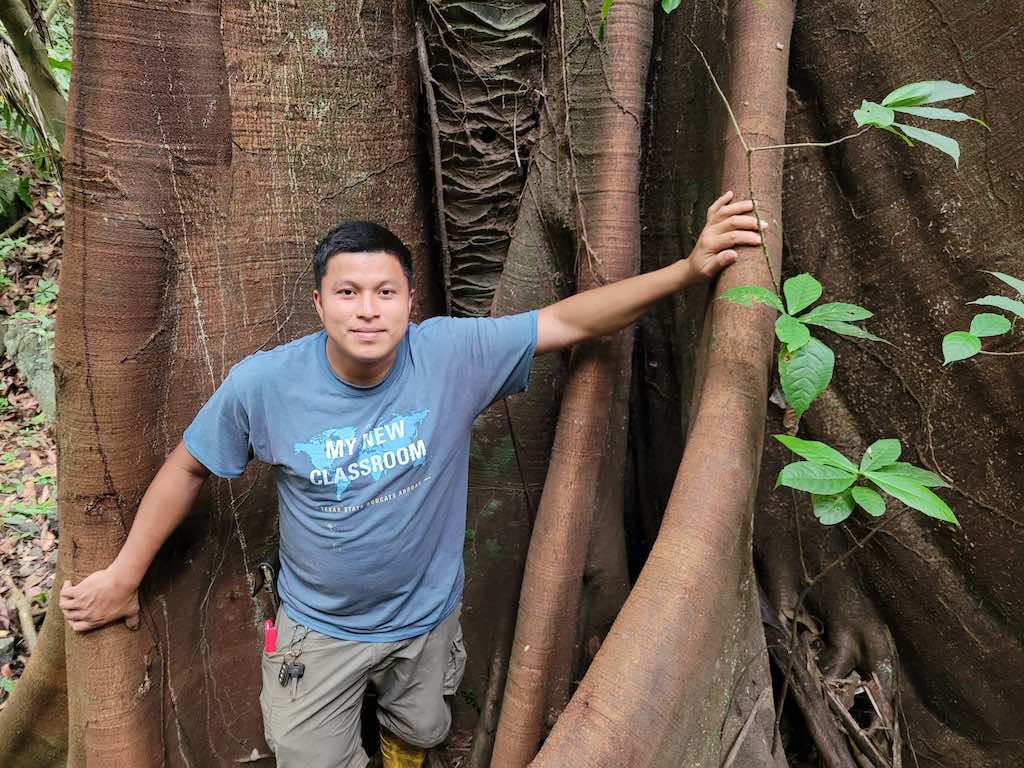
490, 0, 651, 763
1, 0, 439, 764
524, 1, 795, 765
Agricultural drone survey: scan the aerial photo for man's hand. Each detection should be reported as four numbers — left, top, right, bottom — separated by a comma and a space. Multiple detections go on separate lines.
60, 567, 141, 633
684, 190, 765, 282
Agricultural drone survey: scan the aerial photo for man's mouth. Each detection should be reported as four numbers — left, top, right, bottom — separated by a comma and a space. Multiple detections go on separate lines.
351, 328, 384, 340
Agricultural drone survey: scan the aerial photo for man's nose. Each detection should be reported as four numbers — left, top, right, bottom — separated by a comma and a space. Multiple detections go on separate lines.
357, 293, 379, 318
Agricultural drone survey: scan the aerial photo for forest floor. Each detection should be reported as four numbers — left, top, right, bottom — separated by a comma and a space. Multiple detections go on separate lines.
0, 132, 62, 709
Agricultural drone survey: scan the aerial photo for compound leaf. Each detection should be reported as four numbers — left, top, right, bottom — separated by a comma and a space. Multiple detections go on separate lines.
969, 294, 1024, 320
851, 486, 886, 517
778, 462, 858, 495
776, 314, 811, 351
860, 439, 901, 472
774, 435, 858, 473
882, 80, 974, 108
970, 313, 1011, 337
719, 285, 785, 313
783, 273, 823, 315
779, 337, 834, 419
942, 331, 981, 364
812, 491, 855, 525
895, 123, 960, 167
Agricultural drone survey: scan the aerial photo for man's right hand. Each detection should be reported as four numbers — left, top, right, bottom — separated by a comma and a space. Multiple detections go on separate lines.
59, 568, 141, 633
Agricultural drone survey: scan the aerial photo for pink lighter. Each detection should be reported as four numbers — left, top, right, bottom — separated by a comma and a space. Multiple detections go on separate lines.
264, 619, 277, 653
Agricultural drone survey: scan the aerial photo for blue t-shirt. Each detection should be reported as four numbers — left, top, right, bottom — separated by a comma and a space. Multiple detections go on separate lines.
183, 312, 537, 641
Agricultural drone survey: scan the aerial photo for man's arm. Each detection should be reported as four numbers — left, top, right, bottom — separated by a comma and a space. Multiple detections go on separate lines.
58, 441, 211, 632
536, 191, 764, 354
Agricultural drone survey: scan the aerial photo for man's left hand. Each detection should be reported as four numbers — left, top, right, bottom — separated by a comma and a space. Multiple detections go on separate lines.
684, 190, 765, 282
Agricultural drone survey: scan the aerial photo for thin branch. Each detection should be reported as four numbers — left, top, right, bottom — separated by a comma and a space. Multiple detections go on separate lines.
750, 127, 871, 153
978, 349, 1024, 356
685, 33, 748, 153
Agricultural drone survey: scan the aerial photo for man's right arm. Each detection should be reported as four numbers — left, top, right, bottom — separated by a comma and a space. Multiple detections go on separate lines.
59, 441, 211, 632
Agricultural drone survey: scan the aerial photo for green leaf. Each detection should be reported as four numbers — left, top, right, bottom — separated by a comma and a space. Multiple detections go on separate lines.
866, 472, 959, 525
661, 0, 681, 12
969, 313, 1011, 337
984, 271, 1024, 297
774, 435, 858, 473
798, 302, 873, 323
719, 285, 784, 313
15, 177, 31, 208
895, 123, 961, 167
776, 314, 811, 351
779, 337, 834, 419
806, 320, 887, 343
860, 439, 901, 472
598, 0, 614, 41
783, 273, 823, 315
811, 491, 855, 525
891, 105, 988, 129
853, 100, 895, 128
851, 486, 886, 517
48, 55, 72, 73
942, 331, 981, 364
872, 462, 949, 488
880, 124, 915, 147
881, 80, 974, 108
778, 461, 858, 495
969, 295, 1024, 320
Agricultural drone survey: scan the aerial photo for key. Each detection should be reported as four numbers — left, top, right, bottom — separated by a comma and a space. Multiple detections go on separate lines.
278, 660, 306, 687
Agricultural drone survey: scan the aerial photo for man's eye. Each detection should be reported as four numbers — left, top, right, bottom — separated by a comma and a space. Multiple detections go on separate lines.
338, 289, 354, 296
380, 289, 395, 296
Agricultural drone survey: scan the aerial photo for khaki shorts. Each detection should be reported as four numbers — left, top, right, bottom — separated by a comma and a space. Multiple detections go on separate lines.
260, 604, 466, 768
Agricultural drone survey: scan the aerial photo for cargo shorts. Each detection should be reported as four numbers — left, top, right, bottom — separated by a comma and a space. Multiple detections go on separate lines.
259, 604, 467, 768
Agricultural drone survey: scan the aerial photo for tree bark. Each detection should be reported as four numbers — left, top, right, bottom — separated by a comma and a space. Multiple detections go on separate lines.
525, 2, 795, 765
490, 0, 652, 763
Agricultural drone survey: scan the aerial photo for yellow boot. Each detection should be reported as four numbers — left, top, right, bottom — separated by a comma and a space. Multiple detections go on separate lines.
379, 728, 426, 768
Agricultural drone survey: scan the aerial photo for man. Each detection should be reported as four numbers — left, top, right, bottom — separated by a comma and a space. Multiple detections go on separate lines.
59, 191, 763, 767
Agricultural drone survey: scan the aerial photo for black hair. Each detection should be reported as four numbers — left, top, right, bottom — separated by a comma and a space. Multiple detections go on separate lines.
312, 220, 414, 290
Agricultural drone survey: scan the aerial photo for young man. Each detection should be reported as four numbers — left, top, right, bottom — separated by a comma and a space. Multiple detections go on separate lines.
58, 192, 763, 767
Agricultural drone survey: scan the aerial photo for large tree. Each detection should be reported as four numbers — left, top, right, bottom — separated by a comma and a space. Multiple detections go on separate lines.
2, 0, 1022, 767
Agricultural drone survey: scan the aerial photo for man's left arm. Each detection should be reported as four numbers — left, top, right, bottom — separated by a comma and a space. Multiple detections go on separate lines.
536, 191, 764, 354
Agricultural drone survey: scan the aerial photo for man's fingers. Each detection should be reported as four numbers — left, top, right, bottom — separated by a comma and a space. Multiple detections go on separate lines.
713, 199, 755, 220
69, 620, 96, 633
125, 611, 141, 631
707, 190, 734, 216
713, 230, 763, 249
710, 214, 764, 234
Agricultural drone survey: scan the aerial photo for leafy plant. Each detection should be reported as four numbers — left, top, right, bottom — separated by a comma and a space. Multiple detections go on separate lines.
0, 236, 28, 259
853, 80, 987, 167
31, 278, 58, 305
0, 677, 15, 695
775, 435, 958, 525
943, 271, 1023, 363
720, 273, 884, 419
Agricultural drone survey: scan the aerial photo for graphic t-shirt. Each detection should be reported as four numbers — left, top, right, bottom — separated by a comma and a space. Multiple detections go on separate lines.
183, 312, 537, 641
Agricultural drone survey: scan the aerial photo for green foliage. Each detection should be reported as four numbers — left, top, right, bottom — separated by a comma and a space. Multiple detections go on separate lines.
942, 271, 1023, 363
598, 0, 615, 42
721, 273, 882, 419
776, 436, 957, 525
0, 677, 15, 694
32, 278, 58, 305
853, 80, 986, 167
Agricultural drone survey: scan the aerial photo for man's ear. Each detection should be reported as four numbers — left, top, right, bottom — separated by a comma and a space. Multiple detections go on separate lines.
312, 289, 324, 322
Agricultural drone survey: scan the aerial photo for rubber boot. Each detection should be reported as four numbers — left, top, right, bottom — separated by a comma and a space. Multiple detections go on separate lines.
379, 729, 426, 768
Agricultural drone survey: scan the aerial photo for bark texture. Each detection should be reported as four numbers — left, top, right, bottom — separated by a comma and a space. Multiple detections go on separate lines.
525, 1, 795, 765
1, 0, 438, 763
490, 0, 650, 763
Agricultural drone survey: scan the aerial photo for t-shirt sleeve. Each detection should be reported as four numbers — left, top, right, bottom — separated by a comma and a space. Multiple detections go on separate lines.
444, 311, 538, 413
182, 371, 252, 478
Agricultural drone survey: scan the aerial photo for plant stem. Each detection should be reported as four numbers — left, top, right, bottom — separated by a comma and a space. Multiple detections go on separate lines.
750, 128, 871, 153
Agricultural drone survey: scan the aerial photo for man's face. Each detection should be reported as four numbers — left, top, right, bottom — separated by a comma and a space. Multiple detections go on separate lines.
312, 250, 413, 381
